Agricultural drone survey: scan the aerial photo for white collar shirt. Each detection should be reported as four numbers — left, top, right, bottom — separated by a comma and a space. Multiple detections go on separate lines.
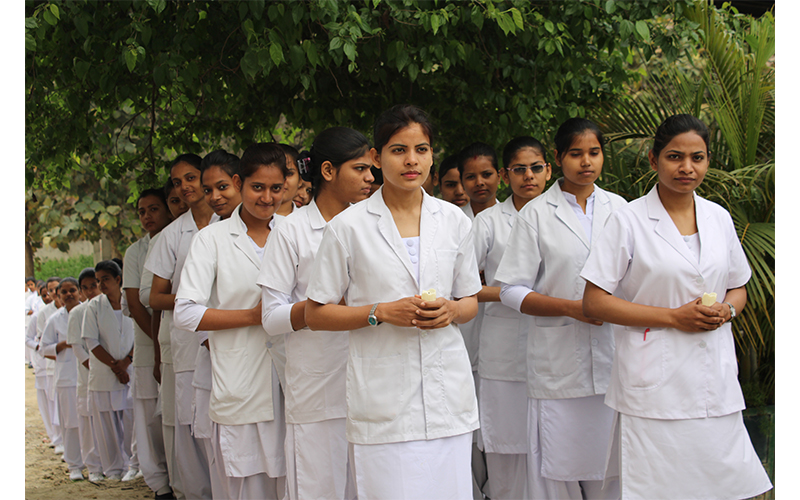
580, 185, 751, 419
40, 307, 77, 387
471, 196, 528, 382
81, 294, 134, 392
495, 181, 627, 399
257, 199, 349, 424
175, 204, 285, 426
306, 187, 482, 445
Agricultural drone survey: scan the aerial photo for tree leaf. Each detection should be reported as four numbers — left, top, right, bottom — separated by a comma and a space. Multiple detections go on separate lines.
431, 14, 440, 35
343, 40, 356, 62
544, 19, 554, 34
635, 20, 650, 42
511, 8, 523, 30
124, 49, 137, 72
329, 36, 343, 51
270, 43, 284, 66
605, 0, 616, 14
50, 4, 60, 20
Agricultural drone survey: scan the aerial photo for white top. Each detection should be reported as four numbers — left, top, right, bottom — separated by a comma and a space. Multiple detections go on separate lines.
175, 204, 286, 426
580, 185, 751, 419
144, 209, 220, 372
471, 196, 529, 382
81, 294, 135, 392
37, 302, 58, 376
66, 301, 91, 398
257, 199, 349, 424
561, 188, 596, 241
495, 181, 627, 399
40, 307, 77, 387
140, 232, 172, 363
460, 198, 498, 222
123, 234, 155, 367
306, 187, 482, 445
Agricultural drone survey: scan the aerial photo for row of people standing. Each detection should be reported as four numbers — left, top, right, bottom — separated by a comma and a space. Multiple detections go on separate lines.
29, 104, 771, 500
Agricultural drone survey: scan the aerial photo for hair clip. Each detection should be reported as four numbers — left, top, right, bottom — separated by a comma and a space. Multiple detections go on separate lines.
296, 152, 312, 177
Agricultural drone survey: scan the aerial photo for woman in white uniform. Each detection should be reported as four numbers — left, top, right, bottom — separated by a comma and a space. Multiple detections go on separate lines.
123, 188, 174, 497
259, 126, 374, 500
67, 268, 105, 482
305, 104, 482, 499
81, 260, 135, 481
146, 153, 218, 500
495, 118, 627, 500
581, 114, 772, 499
191, 149, 244, 499
41, 277, 85, 480
174, 142, 288, 500
471, 136, 551, 499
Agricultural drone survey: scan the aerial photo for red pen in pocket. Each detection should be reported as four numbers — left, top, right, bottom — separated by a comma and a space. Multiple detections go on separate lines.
644, 328, 650, 341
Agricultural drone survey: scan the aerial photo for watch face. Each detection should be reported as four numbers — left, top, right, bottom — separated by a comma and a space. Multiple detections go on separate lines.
368, 316, 378, 326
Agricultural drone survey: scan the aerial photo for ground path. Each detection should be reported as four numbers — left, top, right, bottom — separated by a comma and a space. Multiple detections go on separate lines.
25, 365, 153, 499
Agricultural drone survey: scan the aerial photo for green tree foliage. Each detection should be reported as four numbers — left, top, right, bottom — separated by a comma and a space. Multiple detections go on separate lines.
35, 254, 95, 281
26, 0, 693, 192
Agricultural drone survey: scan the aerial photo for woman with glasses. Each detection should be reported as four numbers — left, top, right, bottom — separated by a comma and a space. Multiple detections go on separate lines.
470, 136, 551, 499
494, 118, 627, 499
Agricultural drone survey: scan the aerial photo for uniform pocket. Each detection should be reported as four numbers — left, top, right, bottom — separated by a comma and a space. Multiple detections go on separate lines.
531, 323, 579, 377
349, 353, 405, 423
440, 348, 476, 416
617, 326, 666, 390
211, 347, 249, 405
479, 315, 523, 364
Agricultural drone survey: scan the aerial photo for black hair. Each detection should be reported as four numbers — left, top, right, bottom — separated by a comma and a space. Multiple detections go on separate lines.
279, 144, 300, 164
437, 155, 459, 179
112, 258, 123, 271
373, 104, 434, 153
46, 276, 61, 286
502, 136, 547, 168
78, 267, 96, 285
239, 143, 288, 183
58, 277, 79, 291
298, 127, 371, 192
652, 114, 710, 158
200, 150, 241, 182
370, 165, 383, 185
457, 142, 499, 175
26, 276, 35, 283
38, 282, 47, 293
170, 153, 202, 173
95, 260, 122, 279
554, 118, 604, 161
137, 187, 168, 209
163, 178, 178, 199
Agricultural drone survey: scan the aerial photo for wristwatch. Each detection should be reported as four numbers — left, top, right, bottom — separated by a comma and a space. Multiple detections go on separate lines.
724, 301, 736, 321
368, 303, 381, 326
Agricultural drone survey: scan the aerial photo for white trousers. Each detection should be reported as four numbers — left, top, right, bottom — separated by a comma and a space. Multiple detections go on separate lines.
210, 426, 286, 500
133, 395, 169, 492
485, 453, 527, 500
36, 387, 59, 445
161, 362, 184, 499
285, 419, 356, 500
174, 370, 212, 499
78, 414, 103, 474
350, 433, 473, 500
56, 386, 82, 472
91, 406, 128, 476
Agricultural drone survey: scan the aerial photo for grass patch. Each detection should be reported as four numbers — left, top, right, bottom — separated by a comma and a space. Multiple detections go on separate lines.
35, 254, 94, 281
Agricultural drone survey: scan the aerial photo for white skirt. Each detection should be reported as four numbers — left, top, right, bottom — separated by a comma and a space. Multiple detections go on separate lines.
478, 377, 527, 454
286, 419, 354, 500
611, 411, 772, 499
91, 387, 131, 412
216, 363, 286, 479
133, 366, 159, 399
349, 432, 472, 500
538, 394, 615, 481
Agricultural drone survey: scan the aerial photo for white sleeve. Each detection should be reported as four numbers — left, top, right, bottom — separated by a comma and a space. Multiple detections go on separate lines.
73, 344, 90, 363
306, 224, 351, 305
40, 316, 59, 358
25, 314, 39, 350
173, 298, 208, 334
499, 284, 533, 313
85, 337, 100, 351
81, 301, 101, 342
261, 286, 296, 336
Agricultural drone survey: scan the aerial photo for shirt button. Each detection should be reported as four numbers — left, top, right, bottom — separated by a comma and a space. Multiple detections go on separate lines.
266, 341, 273, 349
406, 240, 414, 247
696, 276, 704, 285
591, 339, 598, 346
699, 341, 707, 348
409, 247, 417, 256
410, 256, 418, 264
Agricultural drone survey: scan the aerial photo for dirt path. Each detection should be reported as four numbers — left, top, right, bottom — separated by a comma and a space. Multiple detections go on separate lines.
25, 365, 153, 499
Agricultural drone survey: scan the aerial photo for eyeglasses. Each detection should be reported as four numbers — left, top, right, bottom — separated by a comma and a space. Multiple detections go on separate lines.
506, 163, 548, 176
